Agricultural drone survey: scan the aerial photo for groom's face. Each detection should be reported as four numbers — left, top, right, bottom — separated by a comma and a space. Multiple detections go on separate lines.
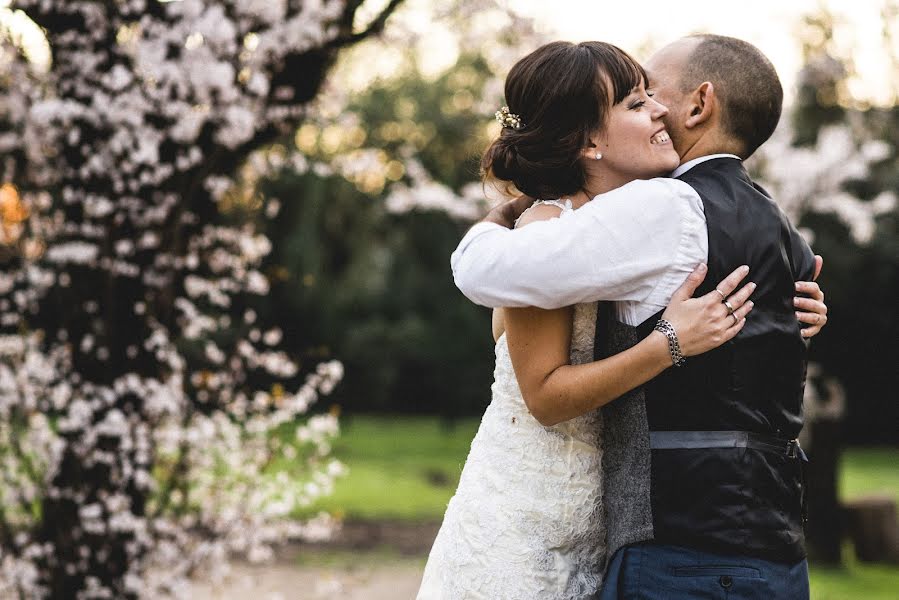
644, 39, 699, 161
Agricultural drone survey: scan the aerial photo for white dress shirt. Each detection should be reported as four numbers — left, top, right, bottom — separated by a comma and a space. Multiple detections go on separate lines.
450, 155, 739, 325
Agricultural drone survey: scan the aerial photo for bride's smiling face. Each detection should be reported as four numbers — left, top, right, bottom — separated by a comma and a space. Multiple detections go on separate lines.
589, 81, 681, 181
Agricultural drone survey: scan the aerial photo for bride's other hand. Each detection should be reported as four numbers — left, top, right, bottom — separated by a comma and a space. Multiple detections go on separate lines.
794, 255, 827, 338
660, 263, 756, 358
483, 195, 534, 229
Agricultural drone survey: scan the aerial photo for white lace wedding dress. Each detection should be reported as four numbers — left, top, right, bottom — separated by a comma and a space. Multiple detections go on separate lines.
417, 286, 605, 599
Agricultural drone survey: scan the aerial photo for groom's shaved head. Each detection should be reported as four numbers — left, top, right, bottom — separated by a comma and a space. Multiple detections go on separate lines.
678, 34, 783, 158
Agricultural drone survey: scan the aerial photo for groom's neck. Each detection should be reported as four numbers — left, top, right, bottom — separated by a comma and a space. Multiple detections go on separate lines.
677, 131, 744, 165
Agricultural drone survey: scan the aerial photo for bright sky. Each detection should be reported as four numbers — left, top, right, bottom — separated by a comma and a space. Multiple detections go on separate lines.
0, 0, 895, 106
509, 0, 897, 106
379, 0, 897, 107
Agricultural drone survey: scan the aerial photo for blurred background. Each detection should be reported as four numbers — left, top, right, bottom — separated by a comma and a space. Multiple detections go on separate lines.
0, 0, 896, 598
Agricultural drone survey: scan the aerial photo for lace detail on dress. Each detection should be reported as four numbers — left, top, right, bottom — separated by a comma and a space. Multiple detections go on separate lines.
417, 302, 604, 600
514, 198, 574, 227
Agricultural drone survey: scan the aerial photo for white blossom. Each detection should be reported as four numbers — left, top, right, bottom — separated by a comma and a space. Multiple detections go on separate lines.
750, 122, 896, 245
44, 241, 99, 265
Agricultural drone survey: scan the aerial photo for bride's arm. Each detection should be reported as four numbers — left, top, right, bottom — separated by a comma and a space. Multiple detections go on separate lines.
502, 203, 755, 427
505, 305, 665, 426
506, 262, 756, 427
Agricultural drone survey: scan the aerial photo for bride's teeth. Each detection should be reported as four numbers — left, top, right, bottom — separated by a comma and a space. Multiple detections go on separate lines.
651, 132, 670, 144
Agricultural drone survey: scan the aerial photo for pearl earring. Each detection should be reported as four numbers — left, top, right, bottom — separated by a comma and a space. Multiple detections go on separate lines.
594, 152, 603, 160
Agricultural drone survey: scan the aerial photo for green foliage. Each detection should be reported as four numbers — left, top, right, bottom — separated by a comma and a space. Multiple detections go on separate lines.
789, 12, 899, 444
343, 55, 495, 192
258, 55, 501, 417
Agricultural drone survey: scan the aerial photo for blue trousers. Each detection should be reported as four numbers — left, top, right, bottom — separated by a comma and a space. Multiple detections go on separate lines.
598, 543, 810, 600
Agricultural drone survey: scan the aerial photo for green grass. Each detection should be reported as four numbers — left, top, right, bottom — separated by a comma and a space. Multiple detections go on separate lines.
305, 415, 479, 520
305, 415, 899, 596
840, 447, 899, 504
808, 447, 899, 599
810, 544, 899, 600
310, 415, 899, 522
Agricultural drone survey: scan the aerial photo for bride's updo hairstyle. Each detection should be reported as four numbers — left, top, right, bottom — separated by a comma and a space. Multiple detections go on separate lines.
482, 41, 646, 200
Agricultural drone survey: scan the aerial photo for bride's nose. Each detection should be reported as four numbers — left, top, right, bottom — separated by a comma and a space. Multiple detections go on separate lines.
650, 98, 669, 119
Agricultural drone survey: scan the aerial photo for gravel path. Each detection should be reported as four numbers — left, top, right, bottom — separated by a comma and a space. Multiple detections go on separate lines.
189, 562, 424, 600
189, 521, 434, 599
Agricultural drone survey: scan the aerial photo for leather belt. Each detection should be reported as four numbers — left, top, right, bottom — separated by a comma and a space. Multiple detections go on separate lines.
649, 430, 807, 460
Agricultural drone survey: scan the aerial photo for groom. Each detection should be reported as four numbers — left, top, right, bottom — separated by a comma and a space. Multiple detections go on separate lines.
451, 35, 824, 598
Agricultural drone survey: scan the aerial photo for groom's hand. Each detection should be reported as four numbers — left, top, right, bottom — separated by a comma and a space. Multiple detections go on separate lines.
483, 195, 534, 229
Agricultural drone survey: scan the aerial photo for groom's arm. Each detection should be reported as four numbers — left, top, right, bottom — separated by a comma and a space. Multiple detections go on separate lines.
451, 178, 706, 309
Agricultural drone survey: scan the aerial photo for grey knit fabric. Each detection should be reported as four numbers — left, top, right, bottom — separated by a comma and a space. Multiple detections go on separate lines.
594, 302, 654, 565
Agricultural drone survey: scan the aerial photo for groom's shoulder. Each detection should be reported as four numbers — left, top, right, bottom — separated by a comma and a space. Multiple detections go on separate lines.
593, 177, 702, 214
609, 176, 698, 200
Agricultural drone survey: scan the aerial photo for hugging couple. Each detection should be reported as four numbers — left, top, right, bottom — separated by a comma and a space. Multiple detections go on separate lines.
417, 34, 831, 599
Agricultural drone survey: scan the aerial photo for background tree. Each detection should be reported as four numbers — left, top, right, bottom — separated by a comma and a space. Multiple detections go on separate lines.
0, 1, 404, 597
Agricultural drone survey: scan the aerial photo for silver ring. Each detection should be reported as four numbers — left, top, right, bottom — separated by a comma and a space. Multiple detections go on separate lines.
714, 288, 727, 299
723, 300, 735, 314
731, 313, 739, 324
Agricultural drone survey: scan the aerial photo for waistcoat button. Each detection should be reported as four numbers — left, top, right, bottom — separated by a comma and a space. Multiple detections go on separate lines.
720, 575, 734, 588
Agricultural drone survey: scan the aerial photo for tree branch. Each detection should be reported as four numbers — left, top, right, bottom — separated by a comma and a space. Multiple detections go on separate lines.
326, 0, 404, 50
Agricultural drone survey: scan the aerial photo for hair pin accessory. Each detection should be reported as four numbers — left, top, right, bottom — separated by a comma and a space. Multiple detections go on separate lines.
495, 106, 523, 130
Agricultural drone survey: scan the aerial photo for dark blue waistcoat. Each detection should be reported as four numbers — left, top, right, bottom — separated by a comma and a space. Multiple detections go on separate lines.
597, 157, 816, 563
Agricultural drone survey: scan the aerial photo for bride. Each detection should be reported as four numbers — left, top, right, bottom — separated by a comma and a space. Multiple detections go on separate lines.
417, 41, 818, 599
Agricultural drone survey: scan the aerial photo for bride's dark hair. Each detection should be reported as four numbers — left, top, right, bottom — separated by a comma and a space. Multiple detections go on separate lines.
482, 41, 647, 200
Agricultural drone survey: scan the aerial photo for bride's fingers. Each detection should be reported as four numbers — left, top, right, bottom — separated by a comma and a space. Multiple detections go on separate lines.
670, 263, 708, 301
797, 311, 827, 325
795, 281, 823, 301
724, 281, 756, 309
793, 296, 827, 315
704, 265, 750, 301
722, 303, 752, 340
724, 314, 748, 339
728, 301, 754, 325
797, 312, 827, 338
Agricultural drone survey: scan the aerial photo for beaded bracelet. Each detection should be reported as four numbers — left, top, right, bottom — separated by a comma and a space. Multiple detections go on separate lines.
654, 319, 686, 367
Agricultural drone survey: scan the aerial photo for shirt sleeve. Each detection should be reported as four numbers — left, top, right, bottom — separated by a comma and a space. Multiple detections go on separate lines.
450, 178, 706, 309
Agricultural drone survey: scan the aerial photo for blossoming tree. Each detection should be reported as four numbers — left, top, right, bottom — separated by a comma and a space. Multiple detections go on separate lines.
0, 0, 402, 597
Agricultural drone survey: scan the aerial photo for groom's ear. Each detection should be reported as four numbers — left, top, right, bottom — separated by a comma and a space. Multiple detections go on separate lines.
684, 81, 716, 130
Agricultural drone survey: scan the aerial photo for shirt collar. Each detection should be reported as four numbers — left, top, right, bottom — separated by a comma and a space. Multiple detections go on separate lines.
671, 153, 742, 179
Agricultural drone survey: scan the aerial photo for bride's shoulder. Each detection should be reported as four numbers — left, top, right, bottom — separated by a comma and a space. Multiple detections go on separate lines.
514, 199, 573, 229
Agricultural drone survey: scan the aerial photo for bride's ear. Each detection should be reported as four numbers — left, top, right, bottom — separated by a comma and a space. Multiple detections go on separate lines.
582, 140, 604, 161
684, 81, 716, 129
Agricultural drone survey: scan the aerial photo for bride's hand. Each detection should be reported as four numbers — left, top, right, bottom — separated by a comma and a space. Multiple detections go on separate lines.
483, 195, 534, 229
660, 263, 756, 358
